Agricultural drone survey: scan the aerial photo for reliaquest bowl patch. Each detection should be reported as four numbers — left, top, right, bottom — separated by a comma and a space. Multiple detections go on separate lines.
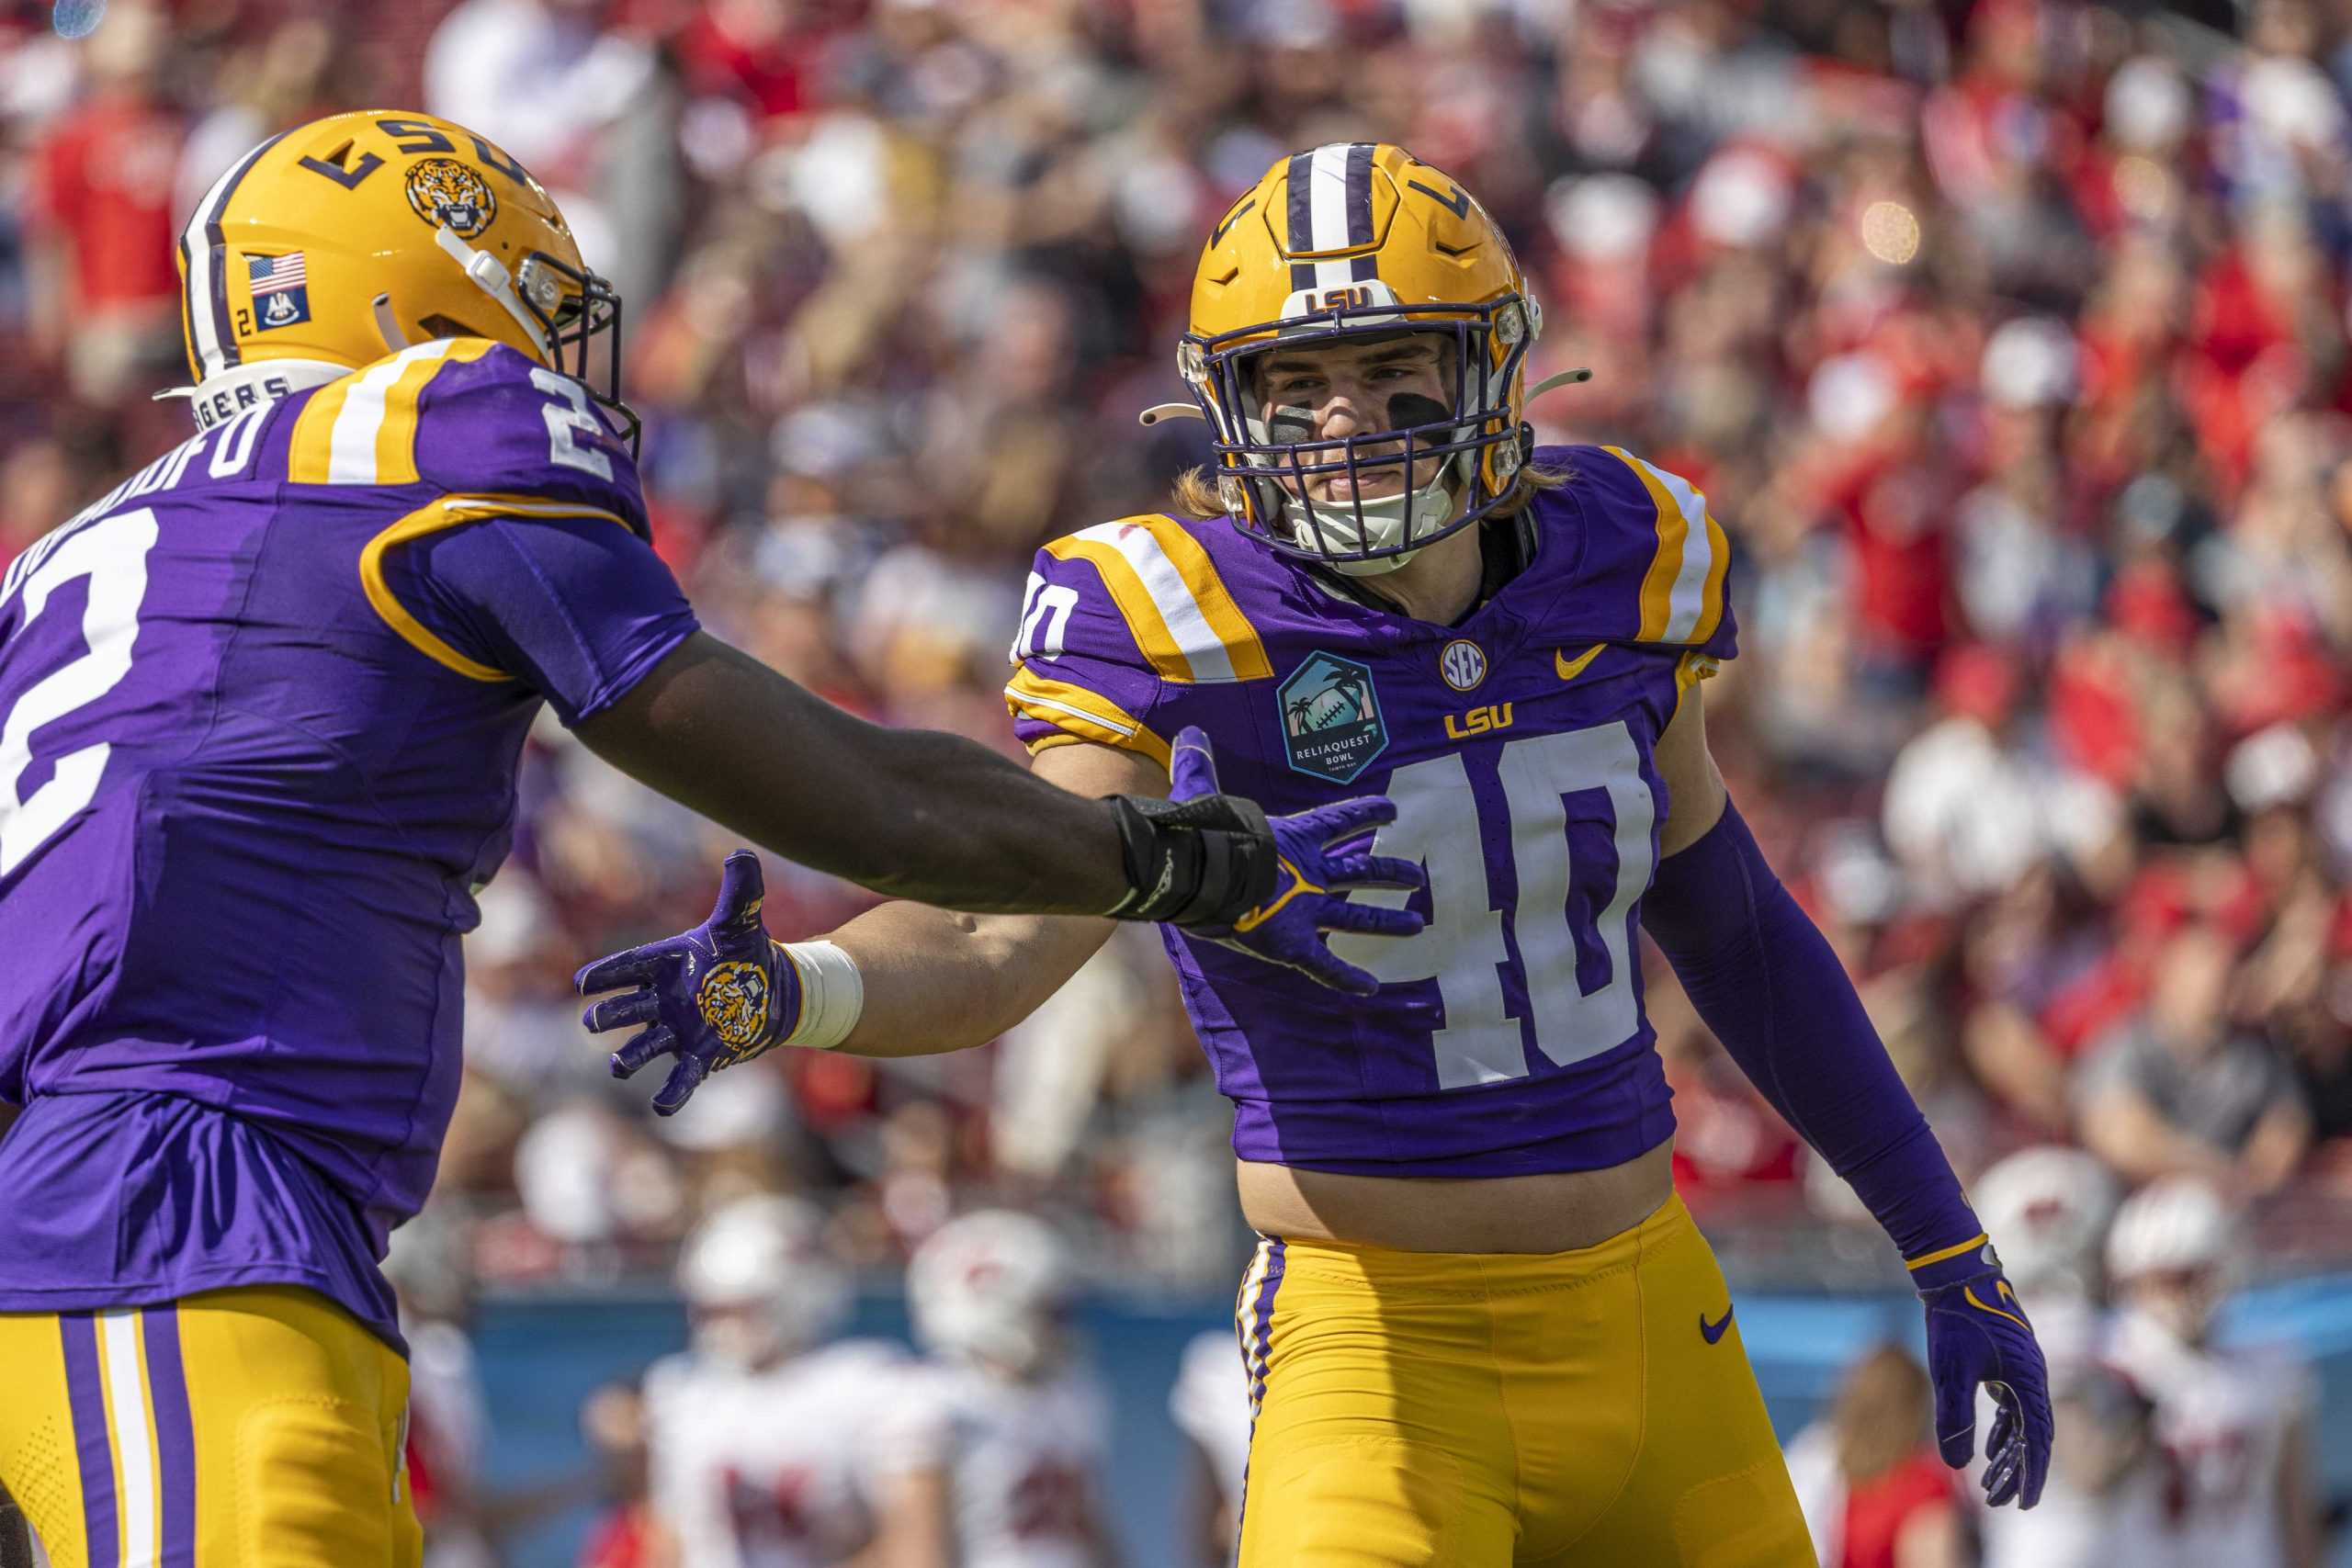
1279, 650, 1387, 783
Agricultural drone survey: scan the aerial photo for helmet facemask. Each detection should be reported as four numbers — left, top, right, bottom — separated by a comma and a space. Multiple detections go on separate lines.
1185, 292, 1538, 576
433, 223, 638, 455
515, 250, 637, 454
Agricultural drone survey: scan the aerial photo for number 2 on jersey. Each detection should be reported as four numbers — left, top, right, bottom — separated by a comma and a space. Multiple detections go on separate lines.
0, 509, 158, 876
1329, 721, 1656, 1089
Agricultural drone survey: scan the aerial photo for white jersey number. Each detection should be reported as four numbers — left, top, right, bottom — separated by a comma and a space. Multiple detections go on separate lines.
531, 367, 616, 480
1010, 573, 1080, 663
1327, 721, 1655, 1089
0, 508, 160, 876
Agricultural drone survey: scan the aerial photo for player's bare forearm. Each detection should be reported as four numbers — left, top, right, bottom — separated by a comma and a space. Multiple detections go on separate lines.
578, 632, 1128, 914
821, 902, 1115, 1057
814, 742, 1159, 1056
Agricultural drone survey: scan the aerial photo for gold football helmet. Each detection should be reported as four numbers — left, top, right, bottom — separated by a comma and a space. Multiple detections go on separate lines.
171, 109, 633, 444
1178, 143, 1543, 572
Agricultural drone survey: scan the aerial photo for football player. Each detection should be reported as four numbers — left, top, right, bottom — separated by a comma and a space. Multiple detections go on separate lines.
1169, 1325, 1253, 1568
0, 111, 1413, 1566
1970, 1145, 2122, 1366
874, 1211, 1117, 1568
2102, 1178, 2322, 1568
581, 143, 2056, 1564
642, 1196, 902, 1568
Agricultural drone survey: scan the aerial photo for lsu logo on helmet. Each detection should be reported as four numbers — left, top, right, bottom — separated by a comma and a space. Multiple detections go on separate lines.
172, 109, 634, 445
695, 960, 774, 1066
404, 157, 498, 240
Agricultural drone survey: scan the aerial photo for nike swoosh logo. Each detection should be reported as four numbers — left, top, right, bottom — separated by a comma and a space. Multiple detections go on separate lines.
1700, 1304, 1735, 1345
1555, 644, 1604, 682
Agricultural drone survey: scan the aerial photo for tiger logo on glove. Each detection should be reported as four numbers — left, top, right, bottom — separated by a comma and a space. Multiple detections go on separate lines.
695, 960, 773, 1066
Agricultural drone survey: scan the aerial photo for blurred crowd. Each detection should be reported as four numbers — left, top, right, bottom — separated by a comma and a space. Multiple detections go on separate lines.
5, 0, 2352, 1309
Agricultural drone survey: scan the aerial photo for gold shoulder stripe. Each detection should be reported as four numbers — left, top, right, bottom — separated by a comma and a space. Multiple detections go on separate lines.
1691, 509, 1732, 647
1044, 515, 1271, 684
1602, 446, 1688, 643
1603, 446, 1724, 645
359, 492, 636, 681
289, 338, 500, 486
1128, 515, 1273, 682
1003, 667, 1172, 771
376, 338, 499, 486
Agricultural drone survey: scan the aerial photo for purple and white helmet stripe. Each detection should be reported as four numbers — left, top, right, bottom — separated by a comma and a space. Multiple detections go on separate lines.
1283, 143, 1381, 293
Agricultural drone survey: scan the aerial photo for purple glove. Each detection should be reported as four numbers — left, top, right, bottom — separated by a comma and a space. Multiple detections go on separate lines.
1167, 726, 1423, 996
573, 851, 801, 1115
1911, 1238, 2054, 1507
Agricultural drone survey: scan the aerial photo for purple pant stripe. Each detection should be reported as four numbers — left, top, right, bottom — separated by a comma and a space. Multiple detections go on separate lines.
59, 1313, 119, 1568
1234, 1236, 1286, 1538
141, 1306, 198, 1568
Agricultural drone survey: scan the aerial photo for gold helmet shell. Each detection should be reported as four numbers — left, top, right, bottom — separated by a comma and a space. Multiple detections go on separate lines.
174, 109, 631, 441
1182, 143, 1541, 568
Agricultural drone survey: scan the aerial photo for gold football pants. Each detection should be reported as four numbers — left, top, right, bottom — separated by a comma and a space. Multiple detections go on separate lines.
1233, 1193, 1813, 1566
0, 1285, 420, 1567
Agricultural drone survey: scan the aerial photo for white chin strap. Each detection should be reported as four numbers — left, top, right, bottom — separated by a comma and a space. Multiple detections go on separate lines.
1282, 460, 1466, 577
433, 225, 552, 360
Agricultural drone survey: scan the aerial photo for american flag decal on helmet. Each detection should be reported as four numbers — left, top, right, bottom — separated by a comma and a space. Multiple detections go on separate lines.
246, 252, 311, 331
247, 253, 307, 297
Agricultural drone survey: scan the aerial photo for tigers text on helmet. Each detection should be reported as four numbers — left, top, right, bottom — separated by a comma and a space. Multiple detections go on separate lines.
169, 109, 635, 448
908, 1210, 1074, 1379
1181, 143, 1542, 576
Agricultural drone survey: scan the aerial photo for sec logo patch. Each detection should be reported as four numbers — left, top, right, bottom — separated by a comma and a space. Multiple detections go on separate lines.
1439, 638, 1487, 692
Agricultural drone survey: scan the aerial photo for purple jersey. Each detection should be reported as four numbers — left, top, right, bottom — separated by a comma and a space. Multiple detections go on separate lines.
0, 339, 695, 1346
1006, 446, 1734, 1177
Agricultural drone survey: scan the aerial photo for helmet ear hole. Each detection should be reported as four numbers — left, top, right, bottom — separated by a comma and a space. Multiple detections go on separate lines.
417, 312, 496, 344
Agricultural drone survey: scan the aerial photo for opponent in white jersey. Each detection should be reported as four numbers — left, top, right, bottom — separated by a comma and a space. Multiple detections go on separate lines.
1969, 1146, 2120, 1368
644, 1196, 904, 1568
1977, 1360, 2182, 1568
877, 1212, 1118, 1568
1169, 1328, 1252, 1567
2101, 1177, 2322, 1568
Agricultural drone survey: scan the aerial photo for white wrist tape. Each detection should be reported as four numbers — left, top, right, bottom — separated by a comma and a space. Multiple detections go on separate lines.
778, 941, 864, 1051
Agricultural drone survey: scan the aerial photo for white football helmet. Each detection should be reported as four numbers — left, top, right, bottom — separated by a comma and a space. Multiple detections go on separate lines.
2106, 1176, 2241, 1342
676, 1195, 850, 1371
1973, 1146, 2120, 1303
908, 1210, 1074, 1378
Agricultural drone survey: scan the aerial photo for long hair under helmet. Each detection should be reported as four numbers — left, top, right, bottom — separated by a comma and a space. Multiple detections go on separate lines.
166, 109, 633, 447
1175, 143, 1544, 577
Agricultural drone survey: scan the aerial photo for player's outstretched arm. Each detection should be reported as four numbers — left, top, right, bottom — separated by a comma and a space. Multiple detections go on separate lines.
580, 629, 1411, 940
577, 722, 1422, 1110
578, 631, 1132, 915
1638, 683, 2053, 1510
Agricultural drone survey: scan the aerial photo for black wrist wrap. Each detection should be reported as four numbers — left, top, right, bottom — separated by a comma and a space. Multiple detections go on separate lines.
1104, 793, 1282, 926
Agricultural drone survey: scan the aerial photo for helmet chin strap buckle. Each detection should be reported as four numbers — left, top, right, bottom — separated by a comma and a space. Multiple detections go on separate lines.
433, 223, 551, 359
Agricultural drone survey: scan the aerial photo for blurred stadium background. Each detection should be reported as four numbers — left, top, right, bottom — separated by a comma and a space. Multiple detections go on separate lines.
6, 0, 2352, 1562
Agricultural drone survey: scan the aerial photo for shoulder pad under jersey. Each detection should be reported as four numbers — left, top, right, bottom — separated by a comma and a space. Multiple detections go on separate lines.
1535, 444, 1736, 662
283, 338, 648, 536
1004, 513, 1273, 771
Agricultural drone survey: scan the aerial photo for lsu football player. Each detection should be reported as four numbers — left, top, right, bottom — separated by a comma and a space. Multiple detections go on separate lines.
582, 144, 2056, 1564
0, 111, 1414, 1566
